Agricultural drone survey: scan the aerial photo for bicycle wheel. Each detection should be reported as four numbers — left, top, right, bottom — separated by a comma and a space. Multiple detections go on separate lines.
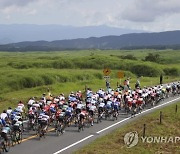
78, 123, 81, 132
56, 125, 61, 136
38, 129, 42, 140
11, 133, 16, 146
4, 140, 10, 152
17, 132, 22, 144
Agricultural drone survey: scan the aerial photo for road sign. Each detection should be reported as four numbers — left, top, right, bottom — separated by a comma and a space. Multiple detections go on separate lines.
117, 71, 124, 78
103, 68, 111, 76
103, 76, 110, 79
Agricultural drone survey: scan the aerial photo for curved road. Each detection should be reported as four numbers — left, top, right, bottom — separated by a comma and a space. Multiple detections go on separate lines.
8, 95, 180, 154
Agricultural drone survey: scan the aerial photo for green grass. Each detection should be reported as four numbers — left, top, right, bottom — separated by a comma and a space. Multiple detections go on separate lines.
0, 49, 179, 111
74, 103, 180, 154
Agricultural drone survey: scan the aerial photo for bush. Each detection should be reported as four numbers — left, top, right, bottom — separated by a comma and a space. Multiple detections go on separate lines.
163, 68, 179, 76
144, 53, 161, 63
41, 75, 55, 85
120, 54, 137, 60
130, 64, 162, 77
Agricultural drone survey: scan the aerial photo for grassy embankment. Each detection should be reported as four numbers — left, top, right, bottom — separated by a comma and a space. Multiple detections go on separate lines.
0, 49, 179, 111
75, 102, 180, 154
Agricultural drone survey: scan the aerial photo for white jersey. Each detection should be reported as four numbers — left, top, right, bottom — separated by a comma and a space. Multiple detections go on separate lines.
59, 96, 65, 101
17, 103, 25, 113
14, 121, 23, 127
13, 115, 22, 121
77, 103, 84, 109
0, 113, 8, 120
54, 98, 59, 103
28, 99, 35, 105
16, 106, 23, 113
2, 127, 10, 134
99, 98, 103, 103
7, 109, 12, 115
89, 105, 96, 111
41, 115, 49, 121
99, 102, 105, 108
32, 103, 40, 108
107, 101, 112, 106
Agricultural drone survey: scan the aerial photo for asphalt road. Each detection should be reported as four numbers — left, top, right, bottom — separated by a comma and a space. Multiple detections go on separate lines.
8, 95, 180, 154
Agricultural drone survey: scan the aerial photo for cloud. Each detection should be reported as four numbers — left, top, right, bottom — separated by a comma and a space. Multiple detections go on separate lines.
121, 0, 180, 22
0, 0, 180, 32
0, 0, 36, 8
27, 9, 37, 15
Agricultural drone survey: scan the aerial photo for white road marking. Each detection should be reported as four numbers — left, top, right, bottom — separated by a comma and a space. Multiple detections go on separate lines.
97, 97, 180, 134
53, 135, 94, 154
53, 97, 180, 154
96, 117, 131, 134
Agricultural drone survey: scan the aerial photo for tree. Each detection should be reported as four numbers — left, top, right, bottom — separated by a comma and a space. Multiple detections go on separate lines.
144, 53, 160, 63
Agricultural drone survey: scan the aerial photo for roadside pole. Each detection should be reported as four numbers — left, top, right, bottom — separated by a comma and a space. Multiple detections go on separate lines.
103, 68, 111, 89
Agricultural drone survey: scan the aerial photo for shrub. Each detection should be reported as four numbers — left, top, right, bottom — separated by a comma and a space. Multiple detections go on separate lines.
41, 75, 55, 85
163, 68, 179, 76
120, 54, 137, 60
130, 64, 162, 77
144, 53, 161, 63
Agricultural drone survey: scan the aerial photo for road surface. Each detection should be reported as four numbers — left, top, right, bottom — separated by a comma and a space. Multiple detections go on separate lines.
8, 95, 180, 154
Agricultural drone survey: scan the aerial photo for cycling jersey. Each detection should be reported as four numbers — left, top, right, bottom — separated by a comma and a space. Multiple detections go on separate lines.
14, 120, 23, 127
62, 105, 68, 111
2, 126, 11, 134
77, 103, 84, 109
89, 105, 96, 111
6, 109, 12, 115
66, 107, 73, 113
28, 99, 35, 106
65, 106, 73, 117
99, 102, 105, 108
0, 113, 8, 120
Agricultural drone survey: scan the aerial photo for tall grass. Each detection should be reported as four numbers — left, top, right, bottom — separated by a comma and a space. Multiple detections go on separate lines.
0, 49, 179, 111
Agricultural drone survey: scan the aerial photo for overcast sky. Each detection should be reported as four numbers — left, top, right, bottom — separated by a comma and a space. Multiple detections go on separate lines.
0, 0, 180, 32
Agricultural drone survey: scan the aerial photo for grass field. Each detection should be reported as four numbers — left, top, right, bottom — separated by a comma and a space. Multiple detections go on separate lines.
0, 49, 179, 111
74, 102, 180, 154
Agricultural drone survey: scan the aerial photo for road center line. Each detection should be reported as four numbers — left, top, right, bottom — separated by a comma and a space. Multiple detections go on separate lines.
53, 97, 180, 154
21, 128, 55, 142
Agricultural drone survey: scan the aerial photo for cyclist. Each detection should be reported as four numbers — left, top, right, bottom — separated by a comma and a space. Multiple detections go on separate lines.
89, 103, 97, 126
6, 107, 13, 117
27, 97, 35, 109
0, 110, 8, 123
76, 101, 84, 115
55, 109, 65, 133
12, 118, 23, 133
112, 99, 120, 117
16, 101, 26, 119
79, 108, 88, 127
1, 124, 11, 144
65, 104, 73, 118
64, 104, 73, 126
38, 112, 50, 135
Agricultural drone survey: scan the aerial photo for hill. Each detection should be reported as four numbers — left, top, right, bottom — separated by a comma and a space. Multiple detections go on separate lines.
0, 24, 143, 44
0, 30, 180, 51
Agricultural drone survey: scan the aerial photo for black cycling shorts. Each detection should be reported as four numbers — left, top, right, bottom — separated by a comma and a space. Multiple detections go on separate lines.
1, 132, 8, 141
89, 110, 94, 117
80, 114, 85, 121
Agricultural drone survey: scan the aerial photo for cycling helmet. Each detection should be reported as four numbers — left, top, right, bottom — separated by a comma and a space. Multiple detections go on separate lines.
5, 124, 10, 127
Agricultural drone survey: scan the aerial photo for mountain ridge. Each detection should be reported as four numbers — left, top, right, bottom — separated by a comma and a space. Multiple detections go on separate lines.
0, 24, 144, 44
0, 30, 180, 51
